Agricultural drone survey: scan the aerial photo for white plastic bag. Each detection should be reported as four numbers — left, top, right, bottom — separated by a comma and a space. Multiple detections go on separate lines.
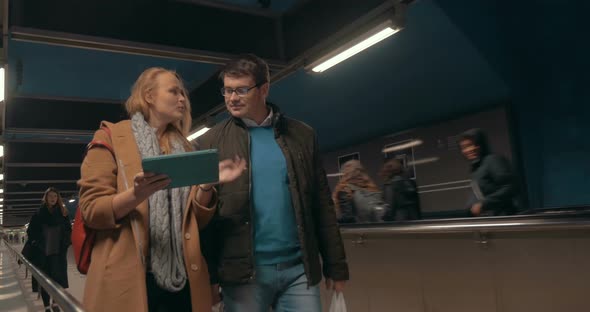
212, 302, 224, 312
329, 292, 347, 312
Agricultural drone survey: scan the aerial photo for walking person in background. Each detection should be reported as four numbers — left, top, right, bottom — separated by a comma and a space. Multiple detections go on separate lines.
459, 128, 519, 216
333, 160, 387, 223
379, 158, 421, 221
26, 187, 72, 312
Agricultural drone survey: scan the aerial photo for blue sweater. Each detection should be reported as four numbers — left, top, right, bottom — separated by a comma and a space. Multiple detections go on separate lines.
249, 127, 301, 265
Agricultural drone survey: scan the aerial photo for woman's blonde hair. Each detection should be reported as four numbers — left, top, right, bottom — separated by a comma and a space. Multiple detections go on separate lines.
42, 187, 68, 217
332, 160, 380, 212
125, 67, 193, 153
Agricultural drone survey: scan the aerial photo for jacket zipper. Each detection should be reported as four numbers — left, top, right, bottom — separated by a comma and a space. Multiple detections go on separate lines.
277, 134, 311, 285
247, 130, 256, 281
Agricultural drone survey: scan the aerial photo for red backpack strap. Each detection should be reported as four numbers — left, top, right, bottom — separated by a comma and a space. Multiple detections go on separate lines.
85, 126, 114, 158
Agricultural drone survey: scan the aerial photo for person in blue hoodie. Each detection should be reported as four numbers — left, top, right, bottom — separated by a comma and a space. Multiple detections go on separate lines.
459, 129, 519, 216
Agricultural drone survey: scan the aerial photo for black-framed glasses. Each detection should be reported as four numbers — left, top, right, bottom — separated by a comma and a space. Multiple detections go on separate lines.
220, 82, 265, 97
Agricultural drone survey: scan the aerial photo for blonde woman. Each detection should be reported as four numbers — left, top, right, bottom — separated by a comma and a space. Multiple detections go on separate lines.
78, 67, 246, 312
26, 187, 71, 311
332, 160, 384, 223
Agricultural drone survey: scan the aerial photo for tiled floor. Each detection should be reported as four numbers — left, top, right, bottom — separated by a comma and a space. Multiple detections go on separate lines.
0, 241, 86, 311
0, 241, 39, 311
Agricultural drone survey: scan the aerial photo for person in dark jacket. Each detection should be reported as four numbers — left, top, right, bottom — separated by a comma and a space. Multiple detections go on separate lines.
459, 129, 518, 216
332, 160, 384, 223
26, 187, 72, 311
198, 54, 348, 312
379, 158, 421, 221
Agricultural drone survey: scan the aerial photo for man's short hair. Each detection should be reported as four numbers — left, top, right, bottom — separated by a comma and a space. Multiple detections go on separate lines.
219, 54, 270, 85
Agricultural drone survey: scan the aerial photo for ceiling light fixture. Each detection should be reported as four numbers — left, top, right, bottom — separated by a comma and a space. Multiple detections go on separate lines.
187, 126, 211, 142
305, 19, 402, 73
382, 139, 423, 154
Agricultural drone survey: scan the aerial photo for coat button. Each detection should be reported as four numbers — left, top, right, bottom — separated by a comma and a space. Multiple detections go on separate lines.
184, 233, 191, 240
191, 264, 199, 271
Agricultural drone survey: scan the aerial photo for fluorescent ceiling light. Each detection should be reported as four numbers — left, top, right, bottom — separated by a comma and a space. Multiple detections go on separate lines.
0, 198, 3, 202
408, 157, 440, 166
0, 174, 3, 181
187, 127, 211, 141
0, 189, 3, 193
0, 68, 4, 102
382, 139, 423, 154
306, 20, 402, 73
0, 145, 3, 158
69, 199, 76, 203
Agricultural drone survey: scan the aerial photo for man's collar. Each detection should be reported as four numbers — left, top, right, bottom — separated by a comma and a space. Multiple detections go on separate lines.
241, 107, 273, 128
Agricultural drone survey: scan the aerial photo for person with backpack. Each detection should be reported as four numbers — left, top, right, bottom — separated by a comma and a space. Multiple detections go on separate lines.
332, 160, 387, 223
379, 158, 421, 221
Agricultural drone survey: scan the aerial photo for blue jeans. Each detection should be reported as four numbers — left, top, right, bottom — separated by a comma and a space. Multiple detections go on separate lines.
223, 263, 321, 312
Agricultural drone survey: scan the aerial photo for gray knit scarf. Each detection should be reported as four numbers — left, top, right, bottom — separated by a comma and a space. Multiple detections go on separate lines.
131, 112, 189, 292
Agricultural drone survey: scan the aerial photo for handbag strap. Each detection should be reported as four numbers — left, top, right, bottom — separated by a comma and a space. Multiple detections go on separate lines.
86, 126, 114, 158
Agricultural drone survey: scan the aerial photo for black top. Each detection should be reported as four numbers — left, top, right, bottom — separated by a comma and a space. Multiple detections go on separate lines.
27, 205, 72, 256
383, 175, 421, 221
461, 128, 519, 215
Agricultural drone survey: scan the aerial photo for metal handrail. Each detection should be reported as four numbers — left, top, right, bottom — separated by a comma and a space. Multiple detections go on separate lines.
339, 211, 590, 235
2, 239, 85, 312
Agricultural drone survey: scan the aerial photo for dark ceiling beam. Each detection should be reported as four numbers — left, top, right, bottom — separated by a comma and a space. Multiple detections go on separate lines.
3, 128, 94, 144
1, 214, 37, 217
2, 199, 40, 202
5, 191, 78, 195
173, 0, 280, 18
6, 163, 82, 168
1, 207, 50, 212
2, 214, 38, 216
5, 180, 78, 184
2, 212, 39, 215
3, 207, 40, 210
282, 0, 392, 59
3, 206, 40, 210
11, 94, 122, 105
10, 26, 287, 71
191, 0, 404, 128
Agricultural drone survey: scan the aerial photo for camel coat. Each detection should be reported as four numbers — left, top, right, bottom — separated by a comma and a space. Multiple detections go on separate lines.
78, 120, 216, 312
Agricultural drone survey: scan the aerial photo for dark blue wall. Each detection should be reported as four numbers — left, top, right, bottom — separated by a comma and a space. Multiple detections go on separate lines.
435, 0, 590, 208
